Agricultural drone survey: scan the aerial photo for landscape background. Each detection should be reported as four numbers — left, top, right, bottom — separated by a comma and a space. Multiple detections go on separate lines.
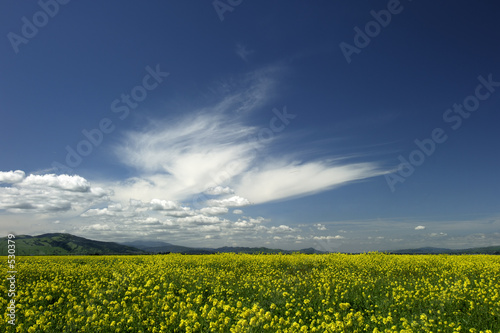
2, 233, 499, 256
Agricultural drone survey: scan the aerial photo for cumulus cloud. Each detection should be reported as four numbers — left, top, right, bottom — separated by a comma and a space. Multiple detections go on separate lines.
80, 223, 112, 231
0, 170, 26, 183
233, 209, 243, 214
149, 199, 178, 211
313, 235, 345, 240
21, 174, 92, 192
415, 225, 426, 230
176, 214, 227, 225
268, 225, 296, 233
69, 195, 305, 247
199, 206, 229, 215
207, 195, 251, 207
205, 186, 234, 195
164, 208, 194, 217
0, 172, 109, 214
315, 223, 327, 231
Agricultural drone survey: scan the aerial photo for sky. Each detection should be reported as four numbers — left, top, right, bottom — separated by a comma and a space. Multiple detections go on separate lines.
0, 0, 499, 252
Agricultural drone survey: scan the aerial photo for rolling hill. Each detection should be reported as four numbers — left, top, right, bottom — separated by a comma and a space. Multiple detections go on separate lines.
0, 233, 145, 255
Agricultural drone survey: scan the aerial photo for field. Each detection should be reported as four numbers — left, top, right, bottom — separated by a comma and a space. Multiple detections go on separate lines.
2, 253, 500, 332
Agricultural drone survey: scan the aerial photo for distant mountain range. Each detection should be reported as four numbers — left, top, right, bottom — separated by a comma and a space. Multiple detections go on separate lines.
1, 233, 499, 255
120, 240, 325, 254
391, 246, 500, 255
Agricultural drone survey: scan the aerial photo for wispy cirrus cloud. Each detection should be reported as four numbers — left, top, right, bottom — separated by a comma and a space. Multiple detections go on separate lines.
107, 66, 387, 208
235, 159, 387, 204
235, 43, 254, 62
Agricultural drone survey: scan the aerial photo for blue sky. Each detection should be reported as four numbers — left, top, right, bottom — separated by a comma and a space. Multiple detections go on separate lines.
1, 0, 499, 252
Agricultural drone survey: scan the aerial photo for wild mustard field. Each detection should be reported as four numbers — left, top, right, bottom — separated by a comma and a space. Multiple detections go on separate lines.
2, 253, 499, 332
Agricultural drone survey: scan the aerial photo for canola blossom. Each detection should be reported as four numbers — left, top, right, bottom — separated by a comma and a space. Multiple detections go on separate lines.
1, 253, 499, 332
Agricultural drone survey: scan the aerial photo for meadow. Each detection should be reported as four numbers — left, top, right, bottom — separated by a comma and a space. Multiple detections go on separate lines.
2, 253, 499, 332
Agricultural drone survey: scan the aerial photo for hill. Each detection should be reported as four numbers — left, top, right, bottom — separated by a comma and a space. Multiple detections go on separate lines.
391, 246, 500, 255
0, 233, 145, 255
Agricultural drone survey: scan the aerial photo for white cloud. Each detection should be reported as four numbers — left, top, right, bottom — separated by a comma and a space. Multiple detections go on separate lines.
207, 195, 251, 207
109, 112, 259, 204
80, 223, 112, 231
315, 223, 327, 231
164, 208, 194, 217
199, 206, 229, 215
0, 170, 25, 183
21, 174, 92, 192
234, 220, 254, 228
313, 235, 345, 240
107, 203, 123, 211
205, 186, 235, 195
268, 225, 296, 233
149, 199, 178, 210
236, 160, 386, 204
0, 172, 109, 214
176, 214, 227, 225
233, 209, 243, 214
415, 225, 426, 230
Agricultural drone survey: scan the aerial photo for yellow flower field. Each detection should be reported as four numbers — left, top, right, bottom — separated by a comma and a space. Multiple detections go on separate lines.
2, 253, 500, 332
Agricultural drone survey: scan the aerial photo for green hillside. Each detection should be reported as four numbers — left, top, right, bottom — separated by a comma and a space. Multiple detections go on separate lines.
0, 233, 145, 255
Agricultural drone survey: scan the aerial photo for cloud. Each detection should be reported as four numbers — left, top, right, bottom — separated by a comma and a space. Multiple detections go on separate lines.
80, 223, 112, 231
233, 209, 243, 214
235, 43, 254, 62
149, 199, 178, 211
0, 172, 109, 214
313, 235, 345, 240
429, 232, 447, 237
110, 112, 259, 204
268, 225, 297, 233
176, 214, 227, 226
69, 195, 305, 246
315, 223, 327, 231
236, 160, 386, 204
415, 225, 426, 230
0, 170, 26, 183
205, 186, 234, 195
20, 174, 93, 192
199, 206, 229, 215
207, 195, 251, 207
